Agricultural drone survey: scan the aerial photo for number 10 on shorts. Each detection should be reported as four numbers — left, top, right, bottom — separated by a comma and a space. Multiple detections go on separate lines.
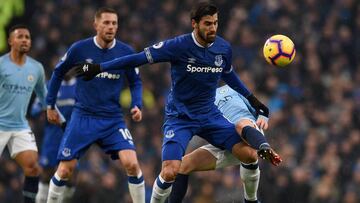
119, 128, 133, 141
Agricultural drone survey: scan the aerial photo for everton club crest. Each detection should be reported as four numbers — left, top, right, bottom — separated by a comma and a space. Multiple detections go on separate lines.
214, 55, 223, 67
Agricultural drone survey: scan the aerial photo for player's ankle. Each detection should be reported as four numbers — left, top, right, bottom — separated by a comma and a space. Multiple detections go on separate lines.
258, 143, 270, 150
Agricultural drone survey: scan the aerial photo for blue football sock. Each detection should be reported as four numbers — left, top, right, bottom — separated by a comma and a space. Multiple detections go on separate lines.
23, 176, 39, 203
168, 173, 189, 203
242, 126, 269, 150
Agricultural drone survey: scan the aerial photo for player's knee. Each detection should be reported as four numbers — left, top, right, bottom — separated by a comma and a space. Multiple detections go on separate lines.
57, 165, 74, 179
22, 162, 40, 176
162, 168, 178, 182
122, 160, 140, 176
161, 164, 180, 182
235, 120, 254, 134
242, 150, 258, 164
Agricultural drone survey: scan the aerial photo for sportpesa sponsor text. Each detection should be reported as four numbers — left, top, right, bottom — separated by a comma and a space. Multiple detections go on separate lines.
186, 64, 223, 73
95, 72, 121, 79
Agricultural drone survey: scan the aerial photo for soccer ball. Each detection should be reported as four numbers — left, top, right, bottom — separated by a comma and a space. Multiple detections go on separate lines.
263, 34, 296, 67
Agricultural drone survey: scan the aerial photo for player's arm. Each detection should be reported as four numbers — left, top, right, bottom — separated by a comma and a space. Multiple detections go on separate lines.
222, 47, 269, 121
46, 46, 77, 124
221, 67, 251, 97
46, 46, 77, 109
125, 66, 143, 122
75, 38, 182, 81
46, 45, 77, 108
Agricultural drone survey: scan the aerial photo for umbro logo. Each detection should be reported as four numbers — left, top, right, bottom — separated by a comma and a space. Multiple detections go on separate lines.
85, 58, 93, 63
187, 58, 196, 64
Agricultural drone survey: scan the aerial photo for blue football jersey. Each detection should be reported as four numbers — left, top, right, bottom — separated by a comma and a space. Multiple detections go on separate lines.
46, 37, 142, 118
144, 33, 232, 118
215, 85, 257, 123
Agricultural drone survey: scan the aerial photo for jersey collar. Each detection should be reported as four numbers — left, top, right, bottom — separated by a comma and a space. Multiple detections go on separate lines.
191, 32, 214, 48
93, 36, 116, 49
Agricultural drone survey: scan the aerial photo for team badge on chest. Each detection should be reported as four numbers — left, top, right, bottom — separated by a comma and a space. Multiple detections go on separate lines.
27, 74, 34, 82
214, 55, 223, 67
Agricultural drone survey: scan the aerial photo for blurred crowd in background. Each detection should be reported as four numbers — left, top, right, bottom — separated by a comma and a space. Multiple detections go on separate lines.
1, 0, 360, 202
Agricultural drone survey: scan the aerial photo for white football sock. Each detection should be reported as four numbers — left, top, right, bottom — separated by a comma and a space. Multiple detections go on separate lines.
240, 161, 260, 201
60, 186, 76, 203
47, 173, 67, 203
35, 182, 48, 203
150, 175, 173, 203
128, 171, 145, 203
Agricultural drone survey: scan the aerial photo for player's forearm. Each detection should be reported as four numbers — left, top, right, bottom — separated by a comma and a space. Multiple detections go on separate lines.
46, 62, 70, 107
130, 81, 143, 109
222, 71, 251, 97
100, 52, 148, 72
46, 73, 63, 107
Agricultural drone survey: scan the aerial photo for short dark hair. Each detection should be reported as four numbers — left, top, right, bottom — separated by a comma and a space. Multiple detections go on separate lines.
95, 7, 118, 19
8, 24, 30, 36
190, 2, 218, 23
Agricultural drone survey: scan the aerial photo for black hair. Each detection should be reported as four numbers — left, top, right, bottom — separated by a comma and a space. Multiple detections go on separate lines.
190, 2, 218, 23
8, 24, 30, 36
95, 7, 118, 19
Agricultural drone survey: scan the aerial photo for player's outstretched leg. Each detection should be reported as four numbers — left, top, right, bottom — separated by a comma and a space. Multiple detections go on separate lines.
118, 150, 145, 203
241, 161, 260, 203
47, 160, 77, 203
235, 119, 282, 166
237, 123, 269, 150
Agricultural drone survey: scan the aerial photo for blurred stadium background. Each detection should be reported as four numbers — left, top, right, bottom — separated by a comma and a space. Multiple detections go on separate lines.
1, 0, 360, 202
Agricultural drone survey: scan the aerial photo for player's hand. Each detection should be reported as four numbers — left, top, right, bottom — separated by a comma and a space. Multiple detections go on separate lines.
246, 94, 269, 118
47, 108, 61, 125
256, 115, 268, 130
74, 62, 101, 81
131, 106, 142, 122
